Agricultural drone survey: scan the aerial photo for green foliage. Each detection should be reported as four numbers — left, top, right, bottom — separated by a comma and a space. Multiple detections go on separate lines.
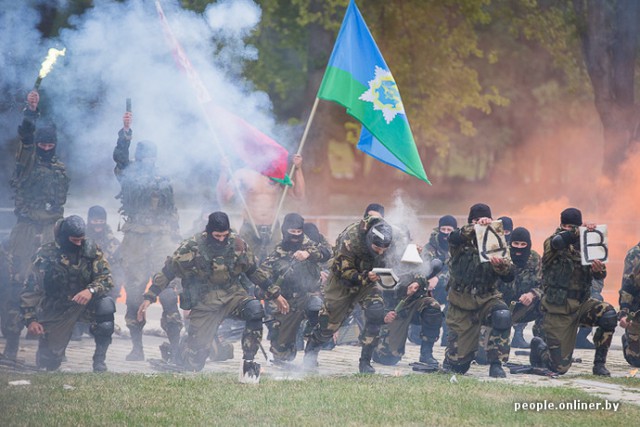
1, 371, 637, 426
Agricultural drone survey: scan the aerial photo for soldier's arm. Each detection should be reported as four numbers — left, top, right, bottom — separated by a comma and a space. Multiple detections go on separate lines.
87, 249, 114, 297
529, 253, 544, 300
305, 240, 332, 264
144, 256, 178, 302
332, 250, 370, 287
448, 224, 473, 246
12, 101, 40, 185
113, 127, 132, 181
619, 249, 640, 318
290, 154, 305, 199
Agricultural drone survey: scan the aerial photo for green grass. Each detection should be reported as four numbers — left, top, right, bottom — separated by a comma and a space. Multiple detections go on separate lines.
572, 374, 640, 389
1, 371, 638, 426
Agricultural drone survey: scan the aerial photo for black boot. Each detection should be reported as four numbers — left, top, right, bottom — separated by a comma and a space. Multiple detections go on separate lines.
302, 339, 321, 370
475, 344, 488, 365
358, 344, 376, 374
2, 333, 20, 361
489, 361, 506, 378
592, 346, 611, 376
126, 327, 145, 361
529, 337, 547, 368
511, 324, 530, 349
165, 324, 182, 365
419, 339, 438, 367
576, 327, 595, 349
93, 338, 110, 373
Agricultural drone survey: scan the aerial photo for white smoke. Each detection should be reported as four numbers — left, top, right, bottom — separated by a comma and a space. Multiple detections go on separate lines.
0, 0, 293, 232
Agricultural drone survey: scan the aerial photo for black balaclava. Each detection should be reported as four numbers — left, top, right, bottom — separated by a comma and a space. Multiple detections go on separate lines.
467, 203, 492, 224
510, 227, 532, 268
437, 214, 457, 250
366, 221, 393, 257
56, 215, 85, 254
34, 124, 57, 162
303, 222, 322, 244
560, 208, 582, 226
281, 213, 305, 251
364, 203, 385, 218
498, 216, 514, 244
87, 205, 107, 236
206, 211, 231, 248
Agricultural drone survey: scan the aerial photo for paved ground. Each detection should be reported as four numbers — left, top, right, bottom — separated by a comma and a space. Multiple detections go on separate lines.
2, 302, 639, 404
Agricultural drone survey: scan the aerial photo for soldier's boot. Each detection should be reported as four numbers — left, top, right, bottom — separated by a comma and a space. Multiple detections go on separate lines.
358, 344, 376, 374
92, 338, 110, 373
510, 324, 530, 349
489, 361, 506, 378
592, 346, 611, 377
302, 338, 322, 370
419, 339, 438, 367
529, 337, 548, 368
241, 359, 261, 381
2, 333, 20, 361
165, 324, 182, 365
126, 327, 145, 361
475, 343, 489, 365
576, 327, 595, 349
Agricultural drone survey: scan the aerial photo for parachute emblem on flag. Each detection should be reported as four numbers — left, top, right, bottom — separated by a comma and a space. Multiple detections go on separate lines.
359, 66, 405, 124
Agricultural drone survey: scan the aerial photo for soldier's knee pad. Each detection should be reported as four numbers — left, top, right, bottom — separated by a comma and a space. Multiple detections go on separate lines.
91, 321, 115, 338
94, 296, 116, 317
158, 288, 179, 310
305, 295, 323, 315
597, 308, 617, 332
491, 308, 512, 332
241, 299, 264, 331
421, 307, 443, 327
364, 301, 385, 325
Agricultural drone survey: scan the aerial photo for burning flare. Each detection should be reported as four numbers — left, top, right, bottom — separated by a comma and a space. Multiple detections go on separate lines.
34, 47, 66, 88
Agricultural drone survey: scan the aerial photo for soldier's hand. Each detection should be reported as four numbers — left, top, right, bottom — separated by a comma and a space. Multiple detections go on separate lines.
367, 271, 380, 282
275, 295, 289, 315
137, 300, 151, 322
586, 223, 597, 231
123, 111, 133, 131
27, 90, 40, 111
72, 289, 93, 305
407, 282, 420, 296
384, 311, 397, 324
292, 154, 303, 168
519, 292, 535, 306
27, 321, 45, 336
477, 217, 492, 226
591, 259, 605, 273
489, 256, 505, 267
619, 317, 630, 329
427, 277, 438, 291
293, 250, 310, 261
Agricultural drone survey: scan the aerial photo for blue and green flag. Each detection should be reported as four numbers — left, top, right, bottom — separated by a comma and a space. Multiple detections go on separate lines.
318, 0, 430, 184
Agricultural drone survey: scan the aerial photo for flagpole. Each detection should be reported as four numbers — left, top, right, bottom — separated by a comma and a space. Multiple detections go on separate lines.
270, 96, 320, 235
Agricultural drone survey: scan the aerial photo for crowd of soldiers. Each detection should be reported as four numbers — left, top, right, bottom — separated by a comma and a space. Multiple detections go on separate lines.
1, 90, 640, 380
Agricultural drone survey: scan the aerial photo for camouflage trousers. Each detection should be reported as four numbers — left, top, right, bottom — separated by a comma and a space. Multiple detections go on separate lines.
268, 293, 313, 362
181, 288, 261, 372
0, 281, 23, 337
374, 295, 441, 365
445, 289, 511, 370
311, 281, 385, 349
119, 231, 182, 333
35, 298, 112, 371
478, 298, 543, 355
539, 298, 615, 374
622, 313, 640, 367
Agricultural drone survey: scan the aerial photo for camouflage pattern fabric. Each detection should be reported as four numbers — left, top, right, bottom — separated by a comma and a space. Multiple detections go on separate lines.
620, 242, 640, 367
20, 240, 113, 367
259, 235, 330, 361
444, 224, 514, 369
0, 246, 15, 337
145, 231, 268, 371
240, 221, 278, 263
87, 224, 123, 299
422, 228, 451, 305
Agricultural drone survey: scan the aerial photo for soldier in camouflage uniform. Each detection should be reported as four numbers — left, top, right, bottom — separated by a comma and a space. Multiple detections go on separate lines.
476, 227, 543, 362
138, 212, 274, 374
21, 216, 115, 372
303, 215, 395, 374
2, 90, 69, 361
85, 206, 123, 300
0, 242, 13, 340
444, 203, 514, 378
618, 241, 640, 367
113, 111, 182, 361
258, 213, 331, 363
421, 215, 456, 347
530, 208, 616, 376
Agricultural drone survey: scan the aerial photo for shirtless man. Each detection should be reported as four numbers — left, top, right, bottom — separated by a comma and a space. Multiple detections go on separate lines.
216, 154, 305, 261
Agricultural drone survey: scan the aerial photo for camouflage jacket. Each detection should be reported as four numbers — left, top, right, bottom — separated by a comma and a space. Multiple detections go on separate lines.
258, 236, 332, 299
11, 110, 69, 224
447, 223, 514, 295
329, 216, 387, 288
21, 240, 113, 325
620, 242, 640, 317
0, 244, 12, 286
498, 250, 542, 305
113, 129, 179, 233
422, 228, 451, 292
86, 224, 121, 261
145, 231, 270, 301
